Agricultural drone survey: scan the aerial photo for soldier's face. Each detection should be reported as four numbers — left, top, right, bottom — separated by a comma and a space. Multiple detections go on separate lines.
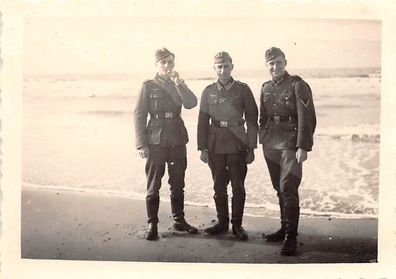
214, 61, 233, 82
156, 55, 175, 78
266, 55, 287, 79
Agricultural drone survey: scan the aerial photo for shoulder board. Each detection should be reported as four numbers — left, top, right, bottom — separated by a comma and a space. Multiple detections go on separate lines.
261, 80, 271, 87
143, 79, 153, 84
292, 75, 303, 82
235, 80, 247, 86
204, 82, 216, 90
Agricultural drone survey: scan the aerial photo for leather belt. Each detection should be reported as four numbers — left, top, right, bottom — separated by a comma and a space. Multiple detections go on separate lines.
269, 115, 297, 123
151, 112, 180, 119
212, 120, 245, 128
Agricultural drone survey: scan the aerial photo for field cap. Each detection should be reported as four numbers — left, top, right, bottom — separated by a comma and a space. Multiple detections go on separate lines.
265, 47, 285, 62
155, 48, 175, 62
214, 51, 232, 63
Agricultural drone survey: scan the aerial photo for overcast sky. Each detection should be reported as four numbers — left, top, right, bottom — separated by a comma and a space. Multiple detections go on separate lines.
24, 17, 381, 75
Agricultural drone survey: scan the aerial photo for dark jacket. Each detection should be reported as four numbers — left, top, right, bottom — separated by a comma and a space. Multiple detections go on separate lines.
134, 74, 197, 149
259, 72, 316, 151
197, 78, 258, 154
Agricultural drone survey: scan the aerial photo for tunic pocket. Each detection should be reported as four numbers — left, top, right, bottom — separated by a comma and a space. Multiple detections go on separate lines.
207, 94, 219, 105
177, 119, 189, 144
231, 94, 242, 105
231, 127, 249, 150
149, 91, 163, 112
147, 120, 162, 145
279, 90, 294, 109
283, 123, 298, 147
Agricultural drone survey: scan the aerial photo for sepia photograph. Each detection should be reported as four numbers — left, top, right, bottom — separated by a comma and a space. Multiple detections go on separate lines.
1, 1, 395, 278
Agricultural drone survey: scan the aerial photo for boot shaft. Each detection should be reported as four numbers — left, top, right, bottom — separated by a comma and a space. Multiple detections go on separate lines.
284, 206, 300, 236
214, 195, 229, 222
146, 196, 160, 224
170, 196, 185, 222
231, 196, 245, 226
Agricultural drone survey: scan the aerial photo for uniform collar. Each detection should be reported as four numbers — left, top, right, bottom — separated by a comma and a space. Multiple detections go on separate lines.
271, 72, 289, 85
216, 77, 234, 91
155, 73, 172, 85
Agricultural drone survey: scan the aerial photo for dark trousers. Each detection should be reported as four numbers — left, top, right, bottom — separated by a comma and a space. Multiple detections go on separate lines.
263, 148, 302, 235
145, 145, 187, 223
208, 152, 247, 226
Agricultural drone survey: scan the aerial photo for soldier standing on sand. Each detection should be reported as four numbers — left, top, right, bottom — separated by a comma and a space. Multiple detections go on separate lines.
134, 48, 198, 240
197, 51, 258, 240
259, 47, 316, 255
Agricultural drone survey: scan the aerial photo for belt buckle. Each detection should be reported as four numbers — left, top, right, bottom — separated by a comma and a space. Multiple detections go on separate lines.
220, 121, 228, 127
165, 112, 173, 119
273, 115, 280, 124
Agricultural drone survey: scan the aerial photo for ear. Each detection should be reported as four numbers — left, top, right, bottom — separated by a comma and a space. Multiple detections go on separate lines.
230, 64, 234, 71
284, 59, 288, 67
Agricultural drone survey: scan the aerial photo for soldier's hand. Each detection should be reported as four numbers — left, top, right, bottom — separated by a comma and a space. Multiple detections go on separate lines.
170, 71, 182, 85
296, 148, 307, 164
137, 146, 150, 159
200, 149, 209, 164
246, 149, 255, 164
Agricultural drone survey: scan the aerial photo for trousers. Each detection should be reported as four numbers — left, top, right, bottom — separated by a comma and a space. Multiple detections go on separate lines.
208, 152, 247, 226
263, 148, 302, 235
145, 144, 187, 223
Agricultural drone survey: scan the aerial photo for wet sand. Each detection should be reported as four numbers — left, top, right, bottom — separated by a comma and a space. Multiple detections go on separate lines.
21, 186, 377, 263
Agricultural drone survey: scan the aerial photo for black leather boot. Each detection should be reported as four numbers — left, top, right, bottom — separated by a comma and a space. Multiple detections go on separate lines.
171, 197, 198, 234
265, 201, 286, 241
231, 197, 248, 240
146, 196, 160, 225
204, 196, 229, 234
280, 206, 299, 256
232, 225, 248, 240
280, 234, 297, 255
145, 222, 158, 241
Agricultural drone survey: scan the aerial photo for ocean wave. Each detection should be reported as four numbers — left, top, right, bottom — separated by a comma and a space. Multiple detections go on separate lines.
23, 182, 377, 220
317, 134, 380, 143
316, 125, 380, 142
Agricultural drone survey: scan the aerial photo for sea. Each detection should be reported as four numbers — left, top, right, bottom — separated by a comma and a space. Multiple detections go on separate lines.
22, 67, 381, 219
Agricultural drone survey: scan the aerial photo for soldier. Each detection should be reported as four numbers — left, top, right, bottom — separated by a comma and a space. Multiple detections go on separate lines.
197, 51, 258, 240
134, 48, 198, 241
259, 47, 316, 255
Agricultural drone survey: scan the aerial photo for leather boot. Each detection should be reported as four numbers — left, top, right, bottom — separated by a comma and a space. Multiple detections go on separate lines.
265, 201, 286, 242
231, 197, 248, 240
232, 225, 248, 240
280, 206, 299, 256
171, 197, 198, 234
146, 196, 160, 224
204, 196, 229, 234
145, 222, 158, 241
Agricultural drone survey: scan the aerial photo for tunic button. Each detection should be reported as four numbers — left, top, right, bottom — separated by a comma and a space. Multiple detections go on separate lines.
273, 104, 276, 106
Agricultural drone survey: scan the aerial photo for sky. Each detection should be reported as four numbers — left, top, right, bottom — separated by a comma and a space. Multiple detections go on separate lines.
23, 17, 381, 75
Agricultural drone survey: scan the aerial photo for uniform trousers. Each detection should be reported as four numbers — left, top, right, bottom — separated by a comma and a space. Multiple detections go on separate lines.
263, 148, 302, 235
208, 151, 247, 226
145, 144, 187, 224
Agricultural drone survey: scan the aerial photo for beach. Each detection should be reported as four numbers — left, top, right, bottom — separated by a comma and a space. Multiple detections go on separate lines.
21, 71, 380, 263
22, 186, 377, 263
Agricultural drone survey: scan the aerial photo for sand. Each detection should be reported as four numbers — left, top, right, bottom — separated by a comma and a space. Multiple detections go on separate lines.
21, 186, 377, 264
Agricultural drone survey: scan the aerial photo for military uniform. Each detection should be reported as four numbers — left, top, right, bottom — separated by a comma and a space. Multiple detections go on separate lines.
134, 73, 197, 226
259, 70, 316, 248
198, 77, 258, 230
